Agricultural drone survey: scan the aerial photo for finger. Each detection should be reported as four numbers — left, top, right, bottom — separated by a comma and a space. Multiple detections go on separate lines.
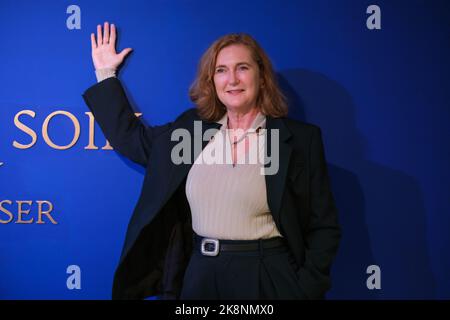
90, 33, 97, 49
119, 48, 133, 59
110, 23, 116, 46
103, 21, 110, 45
97, 24, 103, 45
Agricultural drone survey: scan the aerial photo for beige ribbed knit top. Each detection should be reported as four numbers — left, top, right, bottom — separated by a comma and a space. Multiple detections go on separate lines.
185, 112, 282, 240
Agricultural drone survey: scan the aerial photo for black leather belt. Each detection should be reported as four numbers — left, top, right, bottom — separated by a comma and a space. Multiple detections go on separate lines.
195, 234, 287, 256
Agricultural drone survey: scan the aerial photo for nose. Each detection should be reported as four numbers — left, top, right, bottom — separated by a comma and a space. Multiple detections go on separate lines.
228, 70, 239, 86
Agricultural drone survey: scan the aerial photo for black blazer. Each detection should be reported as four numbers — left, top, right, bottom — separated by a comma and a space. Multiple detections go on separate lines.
82, 77, 341, 300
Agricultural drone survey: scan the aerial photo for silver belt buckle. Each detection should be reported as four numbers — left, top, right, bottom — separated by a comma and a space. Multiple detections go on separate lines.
201, 238, 219, 256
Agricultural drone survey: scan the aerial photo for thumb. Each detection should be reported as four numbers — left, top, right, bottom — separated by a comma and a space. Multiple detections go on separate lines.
119, 48, 133, 59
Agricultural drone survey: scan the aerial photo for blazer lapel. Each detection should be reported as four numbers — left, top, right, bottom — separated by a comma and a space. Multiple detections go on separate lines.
166, 117, 221, 198
264, 116, 293, 229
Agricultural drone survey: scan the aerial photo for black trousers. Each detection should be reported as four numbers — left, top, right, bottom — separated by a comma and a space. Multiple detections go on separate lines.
179, 235, 306, 300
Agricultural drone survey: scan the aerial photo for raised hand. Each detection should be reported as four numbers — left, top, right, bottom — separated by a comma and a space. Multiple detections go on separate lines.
90, 22, 133, 70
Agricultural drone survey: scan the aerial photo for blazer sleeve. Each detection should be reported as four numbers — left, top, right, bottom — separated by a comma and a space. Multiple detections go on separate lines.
297, 126, 341, 299
82, 77, 185, 167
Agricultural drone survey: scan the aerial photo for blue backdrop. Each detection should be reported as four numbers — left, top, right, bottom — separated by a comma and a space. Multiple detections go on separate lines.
0, 0, 449, 299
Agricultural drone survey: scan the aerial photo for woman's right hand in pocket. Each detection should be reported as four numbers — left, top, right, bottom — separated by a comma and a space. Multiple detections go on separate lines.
90, 22, 133, 70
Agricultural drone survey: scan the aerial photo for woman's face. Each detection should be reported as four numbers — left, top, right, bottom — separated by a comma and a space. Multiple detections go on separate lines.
213, 44, 262, 113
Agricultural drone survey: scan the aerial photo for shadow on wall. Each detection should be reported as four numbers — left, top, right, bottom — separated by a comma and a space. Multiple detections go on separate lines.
278, 69, 436, 299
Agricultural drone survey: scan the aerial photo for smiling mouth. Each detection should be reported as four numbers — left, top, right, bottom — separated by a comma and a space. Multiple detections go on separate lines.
226, 89, 245, 95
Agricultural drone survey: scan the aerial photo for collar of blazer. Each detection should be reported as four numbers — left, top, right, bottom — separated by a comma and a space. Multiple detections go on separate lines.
264, 115, 293, 229
165, 110, 293, 232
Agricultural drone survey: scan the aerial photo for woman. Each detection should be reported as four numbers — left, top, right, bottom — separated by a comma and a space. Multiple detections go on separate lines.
83, 22, 341, 300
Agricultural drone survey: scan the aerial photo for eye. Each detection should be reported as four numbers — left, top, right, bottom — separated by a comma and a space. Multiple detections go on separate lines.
215, 68, 226, 74
238, 65, 248, 71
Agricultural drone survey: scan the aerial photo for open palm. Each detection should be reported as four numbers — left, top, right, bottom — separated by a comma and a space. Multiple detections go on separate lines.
91, 22, 132, 70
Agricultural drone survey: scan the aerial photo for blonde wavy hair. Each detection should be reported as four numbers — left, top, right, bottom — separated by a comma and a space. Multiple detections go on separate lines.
189, 33, 288, 121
